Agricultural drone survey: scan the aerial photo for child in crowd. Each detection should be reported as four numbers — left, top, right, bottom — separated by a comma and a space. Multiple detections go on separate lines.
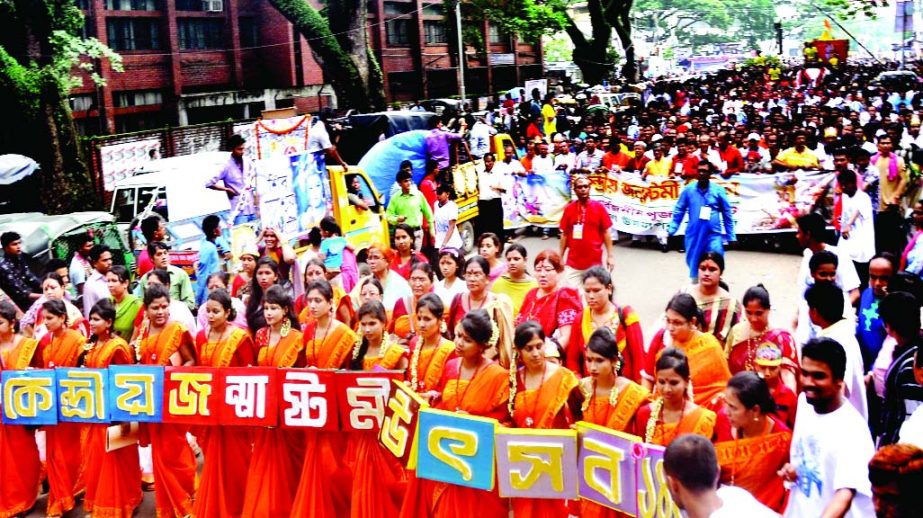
753, 342, 797, 429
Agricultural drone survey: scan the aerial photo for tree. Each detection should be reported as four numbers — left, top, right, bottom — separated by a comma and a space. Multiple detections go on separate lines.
634, 0, 776, 52
0, 0, 122, 213
268, 0, 385, 111
821, 0, 887, 19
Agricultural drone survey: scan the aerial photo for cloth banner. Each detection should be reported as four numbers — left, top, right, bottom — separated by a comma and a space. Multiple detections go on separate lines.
98, 139, 162, 191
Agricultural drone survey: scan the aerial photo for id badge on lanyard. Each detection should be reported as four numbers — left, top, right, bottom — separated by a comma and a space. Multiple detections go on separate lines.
572, 205, 586, 239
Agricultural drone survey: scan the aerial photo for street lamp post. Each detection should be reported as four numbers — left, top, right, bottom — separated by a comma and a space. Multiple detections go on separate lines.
456, 0, 467, 105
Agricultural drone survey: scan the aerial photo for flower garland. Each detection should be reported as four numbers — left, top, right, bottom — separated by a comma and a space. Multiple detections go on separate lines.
253, 115, 310, 159
508, 349, 518, 415
644, 397, 664, 443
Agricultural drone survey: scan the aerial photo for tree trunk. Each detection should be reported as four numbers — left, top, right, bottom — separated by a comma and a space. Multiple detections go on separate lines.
269, 0, 385, 111
39, 83, 95, 213
606, 0, 637, 81
561, 0, 615, 85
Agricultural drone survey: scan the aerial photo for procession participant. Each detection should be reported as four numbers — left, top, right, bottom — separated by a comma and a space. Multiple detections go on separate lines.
477, 153, 510, 241
725, 284, 799, 391
231, 245, 258, 301
794, 212, 861, 312
137, 269, 197, 335
645, 294, 731, 410
390, 223, 429, 280
635, 347, 730, 446
81, 299, 143, 518
68, 233, 94, 295
0, 301, 42, 518
258, 227, 296, 288
348, 301, 408, 518
681, 251, 741, 345
772, 130, 820, 170
21, 272, 88, 340
354, 243, 411, 312
508, 321, 582, 518
434, 184, 463, 250
667, 162, 736, 280
874, 134, 910, 256
39, 299, 87, 517
295, 258, 354, 327
856, 254, 895, 371
195, 272, 248, 333
406, 293, 455, 393
107, 265, 142, 342
445, 256, 514, 367
135, 284, 197, 518
245, 257, 284, 333
290, 280, 360, 517
715, 372, 791, 512
516, 250, 582, 367
136, 242, 196, 313
478, 233, 508, 285
387, 170, 435, 251
877, 291, 923, 446
837, 168, 876, 290
192, 289, 256, 518
569, 266, 645, 382
868, 444, 923, 518
241, 285, 305, 518
207, 134, 256, 224
434, 248, 467, 308
195, 214, 229, 307
134, 214, 166, 277
559, 175, 615, 287
0, 231, 42, 311
490, 243, 537, 316
358, 277, 385, 308
390, 262, 434, 339
82, 244, 114, 316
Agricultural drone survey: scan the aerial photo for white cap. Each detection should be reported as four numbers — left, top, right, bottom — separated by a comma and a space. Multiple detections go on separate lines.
651, 134, 664, 143
747, 132, 761, 141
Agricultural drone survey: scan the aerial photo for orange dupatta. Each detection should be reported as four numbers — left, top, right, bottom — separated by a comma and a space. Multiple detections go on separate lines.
715, 418, 792, 512
407, 337, 455, 393
635, 404, 717, 447
668, 332, 731, 411
303, 320, 358, 369
580, 378, 650, 432
0, 337, 41, 518
82, 337, 142, 518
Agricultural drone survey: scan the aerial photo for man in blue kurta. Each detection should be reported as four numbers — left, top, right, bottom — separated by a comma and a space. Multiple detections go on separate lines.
668, 161, 736, 279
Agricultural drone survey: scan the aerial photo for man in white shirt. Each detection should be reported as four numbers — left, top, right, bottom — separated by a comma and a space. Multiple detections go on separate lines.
476, 152, 512, 241
468, 115, 494, 159
781, 338, 875, 518
693, 134, 724, 173
806, 281, 868, 420
531, 141, 555, 175
836, 168, 875, 287
898, 347, 923, 448
664, 434, 778, 518
82, 245, 113, 316
575, 135, 605, 170
553, 140, 575, 174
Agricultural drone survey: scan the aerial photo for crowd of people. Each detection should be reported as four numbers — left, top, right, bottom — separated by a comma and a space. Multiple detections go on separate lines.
2, 59, 923, 517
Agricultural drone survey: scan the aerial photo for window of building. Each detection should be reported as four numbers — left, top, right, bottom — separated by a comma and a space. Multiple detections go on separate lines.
106, 18, 162, 51
384, 2, 412, 46
489, 25, 507, 45
422, 4, 443, 16
178, 18, 225, 50
69, 95, 95, 113
113, 90, 163, 108
176, 0, 204, 10
74, 0, 90, 9
105, 0, 159, 10
424, 20, 447, 44
239, 17, 258, 48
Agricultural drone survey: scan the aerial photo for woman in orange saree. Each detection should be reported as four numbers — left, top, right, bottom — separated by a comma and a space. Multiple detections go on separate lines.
509, 321, 582, 518
645, 294, 732, 411
135, 284, 198, 518
295, 258, 355, 327
290, 279, 360, 518
715, 372, 791, 512
242, 286, 305, 517
0, 301, 42, 518
193, 289, 256, 518
635, 347, 731, 446
38, 299, 87, 517
349, 301, 409, 518
389, 263, 435, 339
81, 300, 142, 518
579, 327, 650, 518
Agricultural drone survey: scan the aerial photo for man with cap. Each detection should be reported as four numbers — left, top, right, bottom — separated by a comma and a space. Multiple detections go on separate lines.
741, 132, 770, 165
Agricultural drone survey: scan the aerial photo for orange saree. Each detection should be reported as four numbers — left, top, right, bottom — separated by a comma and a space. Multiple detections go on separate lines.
406, 336, 456, 393
290, 321, 359, 518
241, 328, 306, 518
649, 332, 731, 411
634, 403, 717, 447
82, 337, 142, 518
715, 416, 792, 512
193, 327, 256, 518
40, 329, 86, 516
0, 337, 41, 518
138, 322, 196, 518
511, 367, 580, 518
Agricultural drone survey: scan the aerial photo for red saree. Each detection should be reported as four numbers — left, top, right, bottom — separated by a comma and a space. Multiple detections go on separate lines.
726, 324, 800, 393
715, 416, 792, 512
193, 327, 256, 518
40, 329, 86, 516
82, 337, 142, 518
569, 305, 645, 381
515, 287, 583, 340
138, 322, 196, 518
405, 336, 456, 393
0, 337, 41, 518
242, 328, 306, 518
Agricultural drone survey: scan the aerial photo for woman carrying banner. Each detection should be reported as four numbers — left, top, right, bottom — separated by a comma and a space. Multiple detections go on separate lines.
715, 372, 791, 512
349, 301, 409, 518
39, 299, 87, 517
242, 285, 305, 517
679, 252, 741, 344
725, 285, 799, 392
390, 263, 435, 339
290, 279, 360, 518
445, 256, 514, 368
635, 347, 730, 446
295, 258, 354, 328
81, 299, 142, 518
193, 288, 256, 518
515, 250, 583, 369
107, 265, 143, 342
580, 326, 650, 518
391, 224, 429, 281
568, 267, 645, 381
508, 321, 582, 518
644, 294, 732, 411
0, 301, 42, 518
135, 284, 197, 518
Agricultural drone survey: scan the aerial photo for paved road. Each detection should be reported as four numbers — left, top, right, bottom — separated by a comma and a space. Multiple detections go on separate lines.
29, 234, 802, 517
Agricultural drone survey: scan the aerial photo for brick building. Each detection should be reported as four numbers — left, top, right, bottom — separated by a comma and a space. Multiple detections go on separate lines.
71, 0, 542, 135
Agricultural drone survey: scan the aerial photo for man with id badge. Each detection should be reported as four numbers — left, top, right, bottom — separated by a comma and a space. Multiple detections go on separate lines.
668, 161, 736, 280
560, 175, 615, 288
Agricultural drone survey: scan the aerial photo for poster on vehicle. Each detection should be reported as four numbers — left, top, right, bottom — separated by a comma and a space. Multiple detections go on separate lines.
254, 156, 298, 237
98, 139, 162, 191
290, 152, 333, 233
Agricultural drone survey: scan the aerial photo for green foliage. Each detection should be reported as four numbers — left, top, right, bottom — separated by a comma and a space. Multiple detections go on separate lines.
542, 33, 573, 63
469, 0, 570, 42
634, 0, 776, 49
821, 0, 884, 19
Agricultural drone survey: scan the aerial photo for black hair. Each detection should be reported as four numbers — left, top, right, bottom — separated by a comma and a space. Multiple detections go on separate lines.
108, 264, 131, 284
148, 268, 171, 287
477, 233, 503, 257
396, 170, 413, 182
436, 183, 455, 198
88, 244, 111, 264
805, 281, 844, 323
655, 347, 691, 380
425, 159, 440, 175
202, 215, 221, 242
880, 291, 921, 341
42, 299, 68, 326
89, 298, 116, 325
393, 223, 418, 251
263, 285, 300, 331
459, 309, 493, 345
665, 293, 703, 330
916, 346, 923, 369
409, 261, 435, 282
45, 258, 68, 275
727, 371, 777, 415
416, 293, 445, 320
206, 288, 237, 322
0, 301, 19, 332
582, 266, 614, 301
206, 271, 231, 289
305, 279, 334, 303
0, 232, 20, 248
351, 301, 389, 370
513, 321, 545, 349
697, 251, 725, 272
307, 227, 322, 248
302, 257, 328, 282
359, 277, 384, 297
586, 327, 622, 368
505, 243, 528, 261
143, 283, 171, 306
320, 216, 341, 236
796, 213, 827, 242
663, 435, 719, 494
836, 169, 857, 185
870, 252, 899, 274
464, 255, 491, 276
742, 283, 770, 308
438, 248, 465, 276
147, 240, 170, 258
802, 337, 847, 381
141, 214, 164, 241
227, 133, 246, 149
809, 249, 838, 273
41, 272, 65, 288
246, 257, 281, 332
888, 272, 923, 303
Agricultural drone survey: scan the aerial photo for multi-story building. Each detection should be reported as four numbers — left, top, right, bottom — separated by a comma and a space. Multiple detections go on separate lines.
71, 0, 543, 135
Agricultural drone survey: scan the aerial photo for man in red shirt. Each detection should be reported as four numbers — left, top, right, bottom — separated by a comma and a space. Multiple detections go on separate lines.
671, 138, 700, 179
559, 175, 615, 287
716, 131, 744, 177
